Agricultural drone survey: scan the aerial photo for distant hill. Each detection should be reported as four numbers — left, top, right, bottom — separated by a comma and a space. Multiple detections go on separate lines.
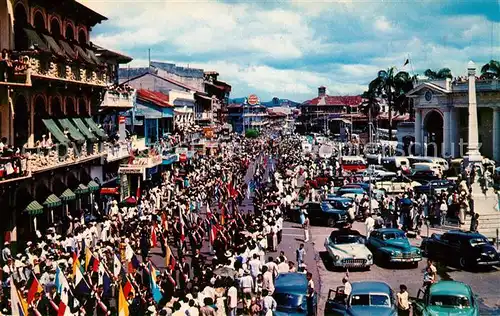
229, 97, 300, 107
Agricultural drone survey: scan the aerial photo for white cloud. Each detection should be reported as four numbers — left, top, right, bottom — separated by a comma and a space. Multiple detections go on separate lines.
374, 16, 393, 32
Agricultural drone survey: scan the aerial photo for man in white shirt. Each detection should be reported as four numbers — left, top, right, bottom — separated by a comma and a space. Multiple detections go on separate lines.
262, 266, 275, 295
266, 257, 278, 279
249, 254, 262, 292
262, 289, 277, 315
277, 257, 288, 274
364, 214, 375, 238
227, 281, 238, 316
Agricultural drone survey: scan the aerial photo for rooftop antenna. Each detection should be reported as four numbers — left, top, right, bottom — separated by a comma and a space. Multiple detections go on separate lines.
148, 48, 151, 67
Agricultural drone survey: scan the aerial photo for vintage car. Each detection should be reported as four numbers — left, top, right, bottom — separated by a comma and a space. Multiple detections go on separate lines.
413, 179, 456, 195
324, 229, 373, 269
421, 230, 500, 269
273, 273, 317, 316
304, 202, 350, 227
325, 281, 397, 316
374, 175, 421, 193
366, 228, 422, 265
412, 281, 479, 316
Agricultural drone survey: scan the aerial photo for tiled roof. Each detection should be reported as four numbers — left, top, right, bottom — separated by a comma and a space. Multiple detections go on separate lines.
303, 95, 362, 107
136, 89, 172, 108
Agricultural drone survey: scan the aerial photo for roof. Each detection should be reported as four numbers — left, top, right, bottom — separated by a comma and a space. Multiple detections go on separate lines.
136, 89, 172, 108
302, 95, 362, 107
93, 44, 133, 64
274, 273, 308, 294
429, 281, 471, 297
35, 0, 107, 27
121, 71, 200, 93
445, 230, 486, 239
351, 281, 392, 295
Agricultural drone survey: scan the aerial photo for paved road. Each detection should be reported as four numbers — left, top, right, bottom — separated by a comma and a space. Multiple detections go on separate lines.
309, 221, 500, 315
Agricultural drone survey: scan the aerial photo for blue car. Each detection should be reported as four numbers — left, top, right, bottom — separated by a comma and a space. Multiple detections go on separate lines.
273, 273, 317, 316
325, 281, 397, 315
304, 202, 350, 227
366, 228, 422, 266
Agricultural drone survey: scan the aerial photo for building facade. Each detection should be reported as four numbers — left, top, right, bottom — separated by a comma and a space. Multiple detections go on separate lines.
407, 66, 500, 160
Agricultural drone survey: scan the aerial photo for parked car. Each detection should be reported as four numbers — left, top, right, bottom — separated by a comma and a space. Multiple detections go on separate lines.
413, 179, 455, 195
421, 230, 500, 269
324, 229, 373, 269
374, 176, 421, 194
409, 170, 439, 183
304, 202, 350, 227
412, 281, 479, 316
366, 228, 422, 266
325, 281, 397, 316
273, 273, 317, 316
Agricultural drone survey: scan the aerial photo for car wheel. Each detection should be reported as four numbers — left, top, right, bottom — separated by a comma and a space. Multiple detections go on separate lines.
327, 217, 336, 227
459, 257, 468, 269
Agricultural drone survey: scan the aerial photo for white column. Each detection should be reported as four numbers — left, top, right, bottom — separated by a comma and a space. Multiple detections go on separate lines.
449, 108, 458, 157
493, 107, 500, 161
443, 108, 451, 157
466, 61, 482, 162
414, 109, 422, 155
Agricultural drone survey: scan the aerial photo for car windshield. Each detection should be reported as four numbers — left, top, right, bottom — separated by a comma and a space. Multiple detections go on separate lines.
273, 293, 306, 311
382, 232, 406, 240
351, 294, 391, 307
469, 238, 489, 247
333, 235, 364, 244
430, 295, 470, 308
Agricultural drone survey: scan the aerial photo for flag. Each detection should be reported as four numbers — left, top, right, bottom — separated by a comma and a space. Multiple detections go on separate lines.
164, 244, 176, 271
72, 251, 82, 278
27, 273, 43, 304
74, 264, 91, 295
85, 248, 92, 270
98, 262, 112, 297
403, 58, 409, 66
148, 263, 163, 303
113, 255, 122, 278
209, 225, 217, 246
128, 254, 140, 273
161, 212, 168, 231
10, 278, 28, 316
150, 227, 157, 248
180, 213, 185, 244
206, 202, 212, 218
118, 285, 129, 316
220, 206, 225, 225
122, 277, 134, 298
55, 267, 79, 316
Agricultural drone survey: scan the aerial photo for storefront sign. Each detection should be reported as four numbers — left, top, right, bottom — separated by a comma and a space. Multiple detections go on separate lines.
248, 94, 259, 105
119, 116, 126, 124
132, 155, 162, 168
162, 154, 178, 165
118, 166, 145, 174
100, 187, 119, 195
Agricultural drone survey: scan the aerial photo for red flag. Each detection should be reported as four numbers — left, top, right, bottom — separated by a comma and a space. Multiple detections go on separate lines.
27, 273, 43, 304
92, 257, 100, 273
210, 225, 218, 245
151, 227, 157, 248
122, 279, 133, 298
180, 219, 185, 244
57, 301, 67, 316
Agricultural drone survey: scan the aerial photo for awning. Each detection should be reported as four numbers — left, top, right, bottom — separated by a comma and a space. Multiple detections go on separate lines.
75, 184, 89, 194
42, 119, 69, 144
58, 40, 77, 59
57, 118, 85, 144
72, 118, 98, 142
86, 48, 102, 65
24, 200, 44, 216
23, 28, 49, 52
41, 34, 65, 58
74, 45, 94, 64
87, 180, 100, 192
84, 118, 109, 141
196, 94, 213, 101
60, 188, 76, 201
43, 194, 62, 208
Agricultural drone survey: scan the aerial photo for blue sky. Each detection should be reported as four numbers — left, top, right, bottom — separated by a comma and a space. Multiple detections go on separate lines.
80, 0, 500, 102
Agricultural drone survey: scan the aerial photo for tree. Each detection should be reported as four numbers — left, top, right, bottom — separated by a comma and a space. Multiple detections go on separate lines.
360, 91, 380, 143
480, 60, 500, 79
424, 68, 453, 79
368, 67, 415, 140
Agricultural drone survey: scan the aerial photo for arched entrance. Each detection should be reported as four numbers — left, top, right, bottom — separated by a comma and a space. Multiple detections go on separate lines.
14, 95, 28, 148
34, 96, 48, 142
13, 3, 28, 50
66, 98, 76, 116
50, 18, 61, 37
51, 97, 63, 117
424, 110, 443, 157
78, 98, 87, 116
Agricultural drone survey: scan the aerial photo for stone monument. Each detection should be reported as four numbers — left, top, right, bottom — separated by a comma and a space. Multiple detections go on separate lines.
465, 61, 483, 164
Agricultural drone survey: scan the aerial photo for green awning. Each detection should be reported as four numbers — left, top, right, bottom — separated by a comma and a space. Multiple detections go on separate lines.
75, 184, 89, 194
23, 28, 49, 52
84, 118, 109, 141
58, 118, 85, 144
24, 200, 44, 216
72, 118, 98, 142
42, 119, 69, 144
43, 194, 62, 208
60, 188, 76, 201
87, 180, 100, 192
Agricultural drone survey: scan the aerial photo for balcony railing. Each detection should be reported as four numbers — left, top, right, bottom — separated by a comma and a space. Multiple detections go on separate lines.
101, 90, 135, 108
0, 155, 30, 183
106, 141, 132, 162
28, 55, 107, 86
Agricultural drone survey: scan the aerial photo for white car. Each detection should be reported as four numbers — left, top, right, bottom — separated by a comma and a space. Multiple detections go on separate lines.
324, 230, 373, 270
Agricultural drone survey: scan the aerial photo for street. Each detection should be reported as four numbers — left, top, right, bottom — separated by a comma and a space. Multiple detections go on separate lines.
308, 221, 500, 315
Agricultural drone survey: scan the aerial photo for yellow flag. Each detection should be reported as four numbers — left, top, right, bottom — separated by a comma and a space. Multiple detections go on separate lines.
85, 248, 92, 270
165, 244, 171, 268
118, 285, 129, 316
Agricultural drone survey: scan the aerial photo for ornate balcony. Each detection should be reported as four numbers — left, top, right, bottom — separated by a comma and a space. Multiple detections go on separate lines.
0, 54, 31, 86
28, 55, 108, 87
106, 141, 132, 162
0, 154, 31, 184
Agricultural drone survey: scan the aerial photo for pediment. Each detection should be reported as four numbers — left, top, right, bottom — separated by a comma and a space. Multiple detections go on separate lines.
406, 82, 450, 98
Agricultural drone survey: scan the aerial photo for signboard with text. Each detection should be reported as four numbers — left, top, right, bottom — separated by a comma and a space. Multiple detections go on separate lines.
248, 94, 259, 106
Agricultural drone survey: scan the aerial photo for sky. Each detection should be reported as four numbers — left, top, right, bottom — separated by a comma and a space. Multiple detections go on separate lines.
79, 0, 500, 102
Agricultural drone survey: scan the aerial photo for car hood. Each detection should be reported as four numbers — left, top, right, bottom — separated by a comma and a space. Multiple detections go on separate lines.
330, 243, 372, 256
424, 306, 477, 316
348, 306, 396, 316
274, 311, 308, 316
385, 239, 412, 250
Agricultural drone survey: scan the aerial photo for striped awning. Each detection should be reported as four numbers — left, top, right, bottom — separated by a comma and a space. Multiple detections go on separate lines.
87, 180, 100, 192
75, 184, 89, 195
25, 201, 44, 216
60, 188, 76, 201
43, 194, 62, 208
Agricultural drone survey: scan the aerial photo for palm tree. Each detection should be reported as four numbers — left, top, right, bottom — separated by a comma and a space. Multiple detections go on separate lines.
480, 60, 500, 79
368, 67, 415, 140
360, 91, 380, 143
424, 68, 453, 79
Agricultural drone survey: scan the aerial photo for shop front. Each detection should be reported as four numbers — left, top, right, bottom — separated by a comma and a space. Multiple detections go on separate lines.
118, 155, 162, 200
